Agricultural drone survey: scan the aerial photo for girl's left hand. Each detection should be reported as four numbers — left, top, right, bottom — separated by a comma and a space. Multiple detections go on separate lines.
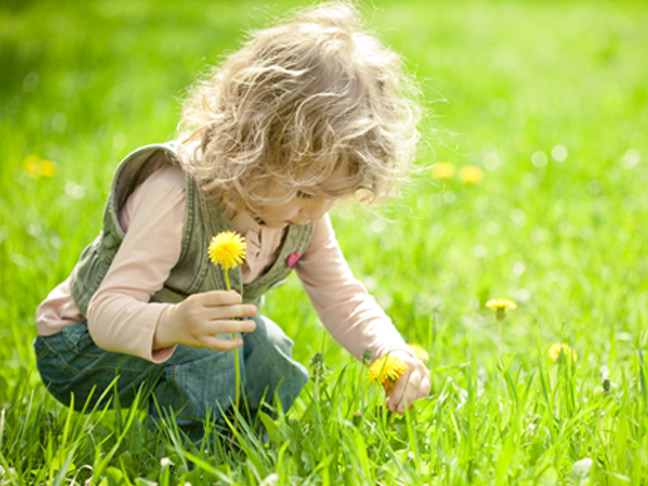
384, 350, 431, 414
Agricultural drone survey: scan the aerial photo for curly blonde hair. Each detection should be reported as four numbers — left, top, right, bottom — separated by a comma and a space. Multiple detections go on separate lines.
176, 2, 421, 218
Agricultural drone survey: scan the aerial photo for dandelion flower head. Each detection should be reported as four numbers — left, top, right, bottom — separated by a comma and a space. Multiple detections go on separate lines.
486, 298, 517, 311
39, 160, 56, 177
24, 155, 56, 178
548, 343, 577, 363
458, 165, 484, 184
208, 231, 247, 270
408, 344, 430, 362
431, 162, 455, 179
368, 354, 408, 386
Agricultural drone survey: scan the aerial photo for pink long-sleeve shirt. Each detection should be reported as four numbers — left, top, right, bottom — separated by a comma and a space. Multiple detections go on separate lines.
36, 165, 410, 363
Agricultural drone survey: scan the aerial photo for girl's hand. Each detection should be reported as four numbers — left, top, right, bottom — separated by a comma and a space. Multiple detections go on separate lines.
154, 290, 257, 350
384, 350, 431, 414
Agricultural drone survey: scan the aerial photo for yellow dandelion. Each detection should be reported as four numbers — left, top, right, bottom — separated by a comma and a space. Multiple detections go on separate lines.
485, 298, 517, 311
208, 231, 247, 272
23, 155, 57, 178
39, 160, 56, 177
408, 344, 430, 362
24, 155, 41, 178
431, 162, 455, 179
368, 354, 408, 387
548, 343, 577, 363
207, 230, 247, 421
486, 298, 517, 321
458, 165, 484, 184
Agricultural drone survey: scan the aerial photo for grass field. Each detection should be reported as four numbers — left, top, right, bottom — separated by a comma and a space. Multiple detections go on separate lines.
1, 0, 647, 484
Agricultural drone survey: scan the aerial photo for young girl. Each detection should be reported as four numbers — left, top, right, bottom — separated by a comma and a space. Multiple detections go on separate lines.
34, 2, 431, 442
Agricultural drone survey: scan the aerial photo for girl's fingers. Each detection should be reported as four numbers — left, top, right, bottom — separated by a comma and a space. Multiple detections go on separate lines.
387, 364, 431, 414
195, 291, 257, 318
204, 319, 256, 335
387, 370, 411, 413
199, 335, 244, 351
206, 304, 258, 320
200, 289, 243, 306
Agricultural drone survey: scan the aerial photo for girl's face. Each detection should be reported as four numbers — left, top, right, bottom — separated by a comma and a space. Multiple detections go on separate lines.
256, 164, 349, 228
256, 192, 338, 228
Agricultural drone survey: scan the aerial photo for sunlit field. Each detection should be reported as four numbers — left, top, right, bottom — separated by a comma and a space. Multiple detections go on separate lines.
1, 0, 647, 484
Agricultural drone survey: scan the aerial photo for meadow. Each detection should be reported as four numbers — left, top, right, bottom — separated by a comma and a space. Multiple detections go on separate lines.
1, 0, 647, 484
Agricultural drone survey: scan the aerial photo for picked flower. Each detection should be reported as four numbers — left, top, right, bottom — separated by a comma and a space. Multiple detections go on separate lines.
207, 230, 247, 419
486, 298, 517, 321
431, 162, 455, 179
368, 354, 408, 387
408, 344, 430, 362
548, 343, 577, 363
458, 165, 483, 184
208, 231, 247, 271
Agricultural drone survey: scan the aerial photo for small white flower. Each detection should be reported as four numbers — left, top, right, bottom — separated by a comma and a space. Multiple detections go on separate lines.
260, 473, 279, 486
571, 458, 593, 481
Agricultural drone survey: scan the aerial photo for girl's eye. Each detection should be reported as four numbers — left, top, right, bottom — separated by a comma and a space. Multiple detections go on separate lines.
296, 191, 314, 199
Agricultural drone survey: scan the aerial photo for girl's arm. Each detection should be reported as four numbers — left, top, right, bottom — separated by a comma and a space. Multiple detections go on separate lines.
295, 215, 431, 412
85, 166, 186, 361
86, 166, 254, 362
296, 214, 410, 360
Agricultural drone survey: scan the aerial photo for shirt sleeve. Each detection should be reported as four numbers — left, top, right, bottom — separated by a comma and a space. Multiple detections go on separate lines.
86, 166, 185, 363
295, 214, 412, 361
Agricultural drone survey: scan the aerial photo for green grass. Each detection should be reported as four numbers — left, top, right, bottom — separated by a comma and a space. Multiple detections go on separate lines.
1, 0, 647, 483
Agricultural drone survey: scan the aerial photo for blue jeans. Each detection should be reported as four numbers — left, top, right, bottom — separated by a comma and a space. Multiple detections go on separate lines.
34, 314, 308, 441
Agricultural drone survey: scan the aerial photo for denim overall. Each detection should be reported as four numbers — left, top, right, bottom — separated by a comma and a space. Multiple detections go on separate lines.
34, 143, 314, 441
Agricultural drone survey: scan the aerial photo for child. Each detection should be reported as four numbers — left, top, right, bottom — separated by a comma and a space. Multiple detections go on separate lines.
34, 2, 431, 442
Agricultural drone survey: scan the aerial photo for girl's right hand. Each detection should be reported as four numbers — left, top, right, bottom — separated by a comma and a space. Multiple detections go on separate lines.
154, 290, 257, 350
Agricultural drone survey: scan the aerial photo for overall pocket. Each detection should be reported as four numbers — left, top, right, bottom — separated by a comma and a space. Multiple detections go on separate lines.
37, 322, 98, 376
60, 322, 104, 358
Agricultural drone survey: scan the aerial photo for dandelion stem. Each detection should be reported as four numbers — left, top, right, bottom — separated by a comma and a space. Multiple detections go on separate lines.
223, 270, 230, 292
222, 269, 241, 415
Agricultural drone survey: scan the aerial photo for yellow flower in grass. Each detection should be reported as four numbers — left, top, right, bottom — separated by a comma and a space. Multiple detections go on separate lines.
458, 165, 483, 184
408, 344, 430, 362
486, 298, 517, 321
486, 298, 517, 311
368, 354, 408, 387
24, 155, 56, 178
39, 160, 56, 177
24, 155, 41, 177
431, 162, 455, 179
548, 343, 577, 363
208, 231, 247, 271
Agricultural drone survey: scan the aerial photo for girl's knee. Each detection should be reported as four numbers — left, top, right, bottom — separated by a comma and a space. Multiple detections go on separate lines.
244, 315, 309, 398
247, 315, 294, 355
